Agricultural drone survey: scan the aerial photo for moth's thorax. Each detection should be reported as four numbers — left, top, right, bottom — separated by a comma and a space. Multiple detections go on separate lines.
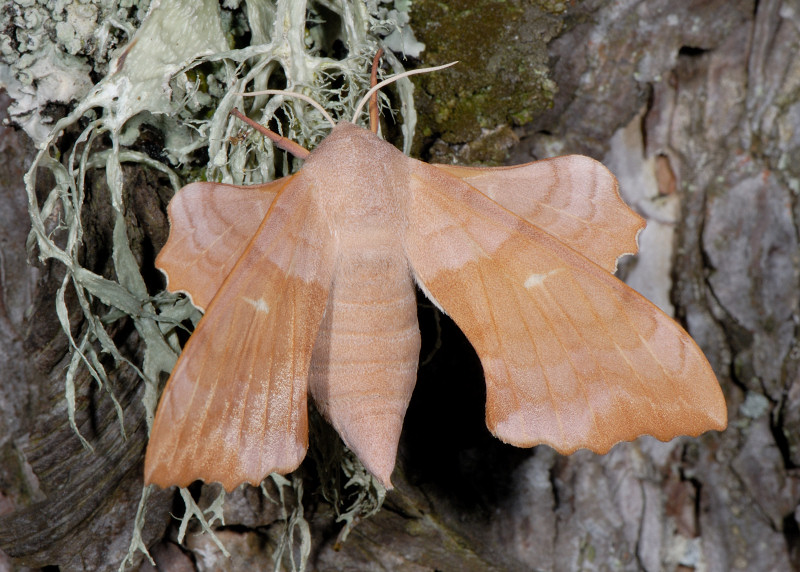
303, 122, 411, 233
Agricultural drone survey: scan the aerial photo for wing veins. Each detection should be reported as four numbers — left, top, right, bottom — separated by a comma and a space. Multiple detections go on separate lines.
183, 189, 310, 479
460, 169, 631, 246
522, 278, 604, 440
173, 326, 222, 468
508, 277, 567, 443
171, 179, 289, 278
420, 174, 641, 445
564, 267, 661, 409
194, 296, 260, 472
261, 242, 300, 459
420, 184, 571, 439
236, 280, 271, 467
477, 257, 569, 442
283, 202, 313, 442
627, 312, 685, 406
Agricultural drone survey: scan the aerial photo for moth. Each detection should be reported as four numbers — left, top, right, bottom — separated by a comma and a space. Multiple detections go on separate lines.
144, 62, 727, 492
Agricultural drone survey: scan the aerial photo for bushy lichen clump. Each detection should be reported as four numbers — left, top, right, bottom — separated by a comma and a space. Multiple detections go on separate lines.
410, 0, 564, 163
1, 0, 154, 142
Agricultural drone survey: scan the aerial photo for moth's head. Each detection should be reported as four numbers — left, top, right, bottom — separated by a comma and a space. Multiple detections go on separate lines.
303, 121, 406, 192
308, 122, 387, 157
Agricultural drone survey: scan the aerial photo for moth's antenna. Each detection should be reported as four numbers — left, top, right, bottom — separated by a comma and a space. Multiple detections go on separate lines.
369, 48, 385, 133
351, 62, 459, 125
229, 108, 311, 159
234, 89, 337, 128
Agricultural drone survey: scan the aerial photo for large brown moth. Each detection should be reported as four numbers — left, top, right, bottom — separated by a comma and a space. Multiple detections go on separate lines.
144, 59, 727, 492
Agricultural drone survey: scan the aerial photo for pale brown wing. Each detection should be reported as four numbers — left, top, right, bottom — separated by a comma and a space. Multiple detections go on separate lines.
145, 173, 336, 492
308, 245, 420, 489
435, 156, 645, 273
156, 178, 290, 311
404, 162, 726, 454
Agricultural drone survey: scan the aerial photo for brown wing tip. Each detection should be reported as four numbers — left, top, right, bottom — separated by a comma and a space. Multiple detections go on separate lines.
703, 391, 728, 432
488, 395, 728, 456
144, 440, 310, 493
491, 428, 727, 457
144, 475, 248, 493
144, 468, 295, 493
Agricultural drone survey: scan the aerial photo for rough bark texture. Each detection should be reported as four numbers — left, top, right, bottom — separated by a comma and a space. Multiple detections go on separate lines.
0, 90, 175, 571
2, 0, 800, 570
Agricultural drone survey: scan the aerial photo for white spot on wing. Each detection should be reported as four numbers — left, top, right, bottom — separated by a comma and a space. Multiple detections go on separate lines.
524, 269, 561, 290
242, 297, 270, 314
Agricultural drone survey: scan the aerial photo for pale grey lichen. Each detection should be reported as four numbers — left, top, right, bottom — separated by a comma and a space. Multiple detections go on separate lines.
265, 474, 312, 572
13, 0, 423, 570
333, 448, 387, 544
1, 0, 153, 141
376, 0, 425, 58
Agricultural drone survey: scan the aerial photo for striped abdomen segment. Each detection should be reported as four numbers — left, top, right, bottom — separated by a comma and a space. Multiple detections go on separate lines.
308, 242, 420, 487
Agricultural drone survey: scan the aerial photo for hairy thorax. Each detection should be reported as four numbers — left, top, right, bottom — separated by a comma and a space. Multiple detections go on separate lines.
303, 122, 411, 234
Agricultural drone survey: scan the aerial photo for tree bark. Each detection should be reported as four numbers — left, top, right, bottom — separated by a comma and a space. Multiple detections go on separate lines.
2, 0, 799, 570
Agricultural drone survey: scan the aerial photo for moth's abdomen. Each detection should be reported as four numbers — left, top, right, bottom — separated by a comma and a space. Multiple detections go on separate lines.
308, 241, 420, 488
